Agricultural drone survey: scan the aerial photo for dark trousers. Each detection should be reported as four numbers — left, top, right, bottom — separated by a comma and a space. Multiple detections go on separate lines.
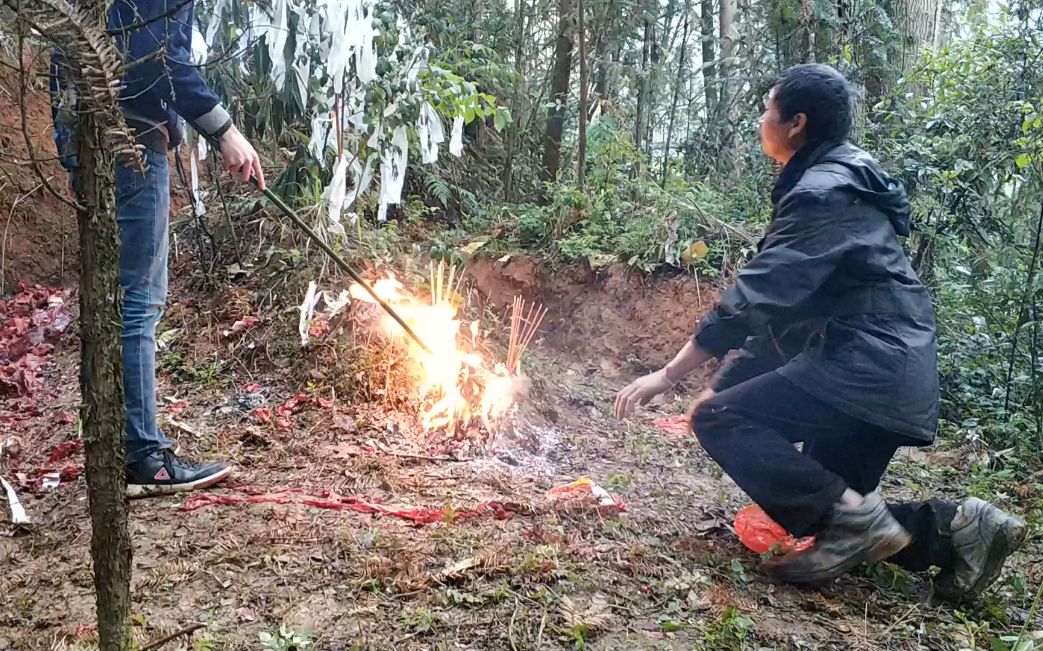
692, 370, 957, 571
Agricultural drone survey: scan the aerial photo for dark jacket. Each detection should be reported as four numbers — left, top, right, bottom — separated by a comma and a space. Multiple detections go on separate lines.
51, 0, 230, 164
693, 142, 939, 442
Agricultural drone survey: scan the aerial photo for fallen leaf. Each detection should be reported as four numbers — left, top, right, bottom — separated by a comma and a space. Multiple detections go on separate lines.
236, 606, 258, 623
460, 239, 489, 256
223, 316, 261, 337
252, 407, 272, 424
334, 414, 357, 432
680, 240, 710, 263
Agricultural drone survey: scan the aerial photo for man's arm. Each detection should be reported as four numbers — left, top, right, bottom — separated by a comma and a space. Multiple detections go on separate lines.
111, 0, 265, 186
691, 188, 848, 360
111, 1, 230, 137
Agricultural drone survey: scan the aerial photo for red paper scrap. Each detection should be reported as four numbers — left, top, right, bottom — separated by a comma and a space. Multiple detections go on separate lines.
734, 504, 815, 554
653, 414, 691, 438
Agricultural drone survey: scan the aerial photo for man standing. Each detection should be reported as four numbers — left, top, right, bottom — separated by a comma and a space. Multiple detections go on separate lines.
52, 1, 263, 496
616, 64, 1025, 602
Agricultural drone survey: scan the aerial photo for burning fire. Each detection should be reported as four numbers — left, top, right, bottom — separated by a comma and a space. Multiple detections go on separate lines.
349, 263, 536, 436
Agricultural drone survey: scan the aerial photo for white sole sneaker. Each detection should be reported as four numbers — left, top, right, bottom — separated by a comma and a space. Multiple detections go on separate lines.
126, 465, 233, 499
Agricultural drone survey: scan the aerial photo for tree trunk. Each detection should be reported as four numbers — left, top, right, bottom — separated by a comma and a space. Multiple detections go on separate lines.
890, 0, 943, 95
503, 0, 527, 201
634, 0, 653, 161
58, 2, 133, 647
897, 0, 941, 73
800, 0, 815, 62
662, 0, 691, 182
576, 0, 588, 189
717, 0, 737, 175
78, 108, 132, 651
700, 0, 717, 120
593, 0, 614, 115
540, 0, 575, 186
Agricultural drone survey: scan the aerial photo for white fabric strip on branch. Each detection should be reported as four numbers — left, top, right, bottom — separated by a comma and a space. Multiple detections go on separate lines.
450, 116, 464, 157
417, 102, 444, 165
378, 126, 408, 222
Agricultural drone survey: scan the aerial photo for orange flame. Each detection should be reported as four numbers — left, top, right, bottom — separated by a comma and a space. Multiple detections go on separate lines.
349, 268, 517, 436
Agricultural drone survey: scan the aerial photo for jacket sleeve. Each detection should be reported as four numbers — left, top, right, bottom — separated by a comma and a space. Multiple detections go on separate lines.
111, 0, 232, 138
693, 189, 848, 359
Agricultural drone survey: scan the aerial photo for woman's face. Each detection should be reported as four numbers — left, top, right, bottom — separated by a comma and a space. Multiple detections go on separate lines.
759, 88, 807, 165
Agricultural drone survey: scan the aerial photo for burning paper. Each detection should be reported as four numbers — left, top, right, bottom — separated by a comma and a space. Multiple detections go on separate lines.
348, 263, 531, 437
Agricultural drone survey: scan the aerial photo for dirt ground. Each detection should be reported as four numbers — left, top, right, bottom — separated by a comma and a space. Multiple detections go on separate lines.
0, 51, 78, 294
1, 248, 1041, 651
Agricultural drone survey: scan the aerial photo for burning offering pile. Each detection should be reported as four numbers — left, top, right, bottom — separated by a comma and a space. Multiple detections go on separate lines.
347, 261, 545, 440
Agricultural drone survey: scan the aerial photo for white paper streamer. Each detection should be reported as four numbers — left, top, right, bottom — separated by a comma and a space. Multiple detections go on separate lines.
450, 116, 464, 157
417, 102, 444, 165
325, 153, 349, 234
298, 281, 320, 347
1, 476, 29, 525
378, 126, 409, 222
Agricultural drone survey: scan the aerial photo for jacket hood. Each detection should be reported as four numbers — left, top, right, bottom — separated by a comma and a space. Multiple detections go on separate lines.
816, 143, 912, 236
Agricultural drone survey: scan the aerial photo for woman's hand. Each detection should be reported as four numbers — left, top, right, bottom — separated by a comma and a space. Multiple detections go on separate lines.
615, 369, 674, 418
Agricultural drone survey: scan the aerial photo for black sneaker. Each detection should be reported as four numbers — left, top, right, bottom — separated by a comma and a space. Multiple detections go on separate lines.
126, 449, 232, 498
763, 492, 911, 584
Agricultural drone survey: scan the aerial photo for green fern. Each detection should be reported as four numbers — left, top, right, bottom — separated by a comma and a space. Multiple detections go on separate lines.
423, 170, 453, 207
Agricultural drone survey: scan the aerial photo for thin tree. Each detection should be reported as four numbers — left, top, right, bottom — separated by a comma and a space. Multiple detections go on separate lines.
634, 0, 653, 163
662, 0, 692, 182
503, 0, 527, 201
5, 1, 136, 648
576, 0, 588, 189
701, 0, 717, 120
541, 0, 575, 187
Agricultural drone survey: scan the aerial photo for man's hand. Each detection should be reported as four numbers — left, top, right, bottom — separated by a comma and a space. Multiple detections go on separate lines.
219, 124, 266, 190
685, 388, 716, 435
615, 369, 673, 418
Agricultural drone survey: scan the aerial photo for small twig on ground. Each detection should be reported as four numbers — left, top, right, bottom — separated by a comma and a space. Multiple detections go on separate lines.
339, 447, 469, 463
536, 608, 548, 649
509, 598, 520, 651
879, 604, 918, 638
139, 623, 206, 651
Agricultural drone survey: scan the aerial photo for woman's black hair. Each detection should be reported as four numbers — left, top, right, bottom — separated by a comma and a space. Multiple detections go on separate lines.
772, 64, 853, 144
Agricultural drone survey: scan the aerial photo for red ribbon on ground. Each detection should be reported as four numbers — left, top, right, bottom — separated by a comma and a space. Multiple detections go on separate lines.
180, 484, 524, 526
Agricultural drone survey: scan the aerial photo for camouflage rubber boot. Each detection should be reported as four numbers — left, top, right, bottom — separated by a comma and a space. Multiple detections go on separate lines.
934, 497, 1027, 604
764, 492, 911, 584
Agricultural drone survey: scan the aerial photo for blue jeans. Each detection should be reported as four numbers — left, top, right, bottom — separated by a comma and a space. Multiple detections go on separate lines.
116, 150, 175, 464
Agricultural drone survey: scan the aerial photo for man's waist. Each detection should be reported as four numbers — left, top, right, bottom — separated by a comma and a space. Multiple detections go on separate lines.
123, 115, 170, 154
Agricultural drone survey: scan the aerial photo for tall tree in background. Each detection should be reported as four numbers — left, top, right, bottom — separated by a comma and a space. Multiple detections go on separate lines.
701, 0, 718, 119
716, 0, 737, 174
897, 0, 945, 73
541, 0, 576, 185
634, 0, 654, 165
503, 0, 528, 200
576, 0, 589, 187
663, 0, 692, 181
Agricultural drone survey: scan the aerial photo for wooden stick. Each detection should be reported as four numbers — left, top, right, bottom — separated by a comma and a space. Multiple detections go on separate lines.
429, 260, 435, 303
508, 296, 522, 373
140, 623, 206, 651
